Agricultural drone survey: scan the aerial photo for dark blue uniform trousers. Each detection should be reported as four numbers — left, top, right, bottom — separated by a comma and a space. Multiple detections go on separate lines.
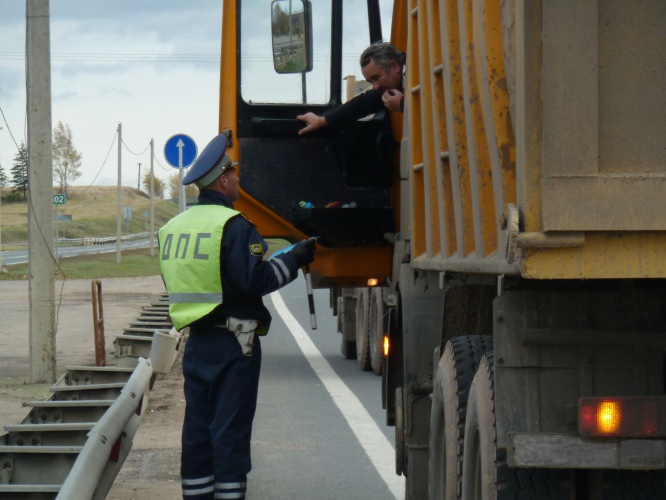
181, 326, 261, 499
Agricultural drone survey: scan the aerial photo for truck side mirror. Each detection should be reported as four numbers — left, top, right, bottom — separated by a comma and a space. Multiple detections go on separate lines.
271, 0, 313, 74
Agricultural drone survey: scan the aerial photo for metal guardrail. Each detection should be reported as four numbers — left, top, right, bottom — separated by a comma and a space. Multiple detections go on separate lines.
0, 293, 182, 499
56, 358, 153, 500
62, 232, 157, 247
3, 232, 158, 251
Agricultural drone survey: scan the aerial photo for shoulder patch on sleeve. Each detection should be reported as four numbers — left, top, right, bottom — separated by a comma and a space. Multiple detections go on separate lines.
249, 242, 264, 256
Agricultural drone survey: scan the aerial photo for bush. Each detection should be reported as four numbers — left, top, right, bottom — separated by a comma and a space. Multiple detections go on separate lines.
4, 192, 25, 203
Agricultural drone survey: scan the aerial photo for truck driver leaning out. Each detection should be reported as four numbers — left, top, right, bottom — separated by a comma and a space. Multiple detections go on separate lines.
158, 133, 316, 500
297, 41, 405, 135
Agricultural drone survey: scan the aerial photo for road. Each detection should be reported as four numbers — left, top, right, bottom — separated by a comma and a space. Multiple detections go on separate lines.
104, 277, 405, 499
250, 281, 404, 499
1, 238, 156, 266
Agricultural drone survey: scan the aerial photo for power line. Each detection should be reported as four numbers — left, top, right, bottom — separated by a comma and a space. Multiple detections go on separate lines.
121, 138, 150, 156
80, 130, 118, 194
0, 104, 24, 152
152, 152, 173, 173
0, 52, 220, 63
0, 51, 358, 63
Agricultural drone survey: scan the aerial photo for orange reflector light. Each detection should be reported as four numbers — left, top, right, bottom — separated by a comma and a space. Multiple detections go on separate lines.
579, 397, 666, 438
598, 401, 621, 434
367, 278, 379, 287
383, 335, 390, 357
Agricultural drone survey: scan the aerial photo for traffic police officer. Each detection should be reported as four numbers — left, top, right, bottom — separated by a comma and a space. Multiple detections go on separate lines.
158, 134, 316, 499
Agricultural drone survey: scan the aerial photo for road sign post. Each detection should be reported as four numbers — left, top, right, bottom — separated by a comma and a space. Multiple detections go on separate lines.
53, 194, 66, 264
164, 134, 197, 212
123, 206, 132, 233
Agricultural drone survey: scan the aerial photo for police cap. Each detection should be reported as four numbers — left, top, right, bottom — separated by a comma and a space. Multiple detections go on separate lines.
182, 134, 238, 189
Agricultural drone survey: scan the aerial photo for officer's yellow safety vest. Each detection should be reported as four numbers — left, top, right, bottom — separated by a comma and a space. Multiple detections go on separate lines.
158, 204, 240, 330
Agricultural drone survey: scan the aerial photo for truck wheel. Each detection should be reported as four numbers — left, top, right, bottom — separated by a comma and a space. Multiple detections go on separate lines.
429, 335, 493, 499
355, 288, 371, 370
596, 470, 666, 499
395, 386, 405, 476
383, 294, 402, 426
461, 353, 571, 499
368, 288, 386, 375
338, 292, 357, 360
461, 352, 508, 499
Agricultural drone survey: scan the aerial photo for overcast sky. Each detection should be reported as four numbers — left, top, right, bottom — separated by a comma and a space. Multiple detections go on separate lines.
0, 1, 223, 189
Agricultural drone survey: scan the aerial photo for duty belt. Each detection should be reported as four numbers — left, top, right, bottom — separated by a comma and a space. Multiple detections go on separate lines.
216, 317, 259, 356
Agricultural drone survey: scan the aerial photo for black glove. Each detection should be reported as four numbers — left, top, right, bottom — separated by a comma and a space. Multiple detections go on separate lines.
288, 239, 316, 267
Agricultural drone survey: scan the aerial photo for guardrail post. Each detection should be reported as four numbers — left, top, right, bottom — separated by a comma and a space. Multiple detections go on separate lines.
92, 279, 106, 366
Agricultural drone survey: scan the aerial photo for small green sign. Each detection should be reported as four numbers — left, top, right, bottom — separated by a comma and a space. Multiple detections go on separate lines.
53, 194, 66, 205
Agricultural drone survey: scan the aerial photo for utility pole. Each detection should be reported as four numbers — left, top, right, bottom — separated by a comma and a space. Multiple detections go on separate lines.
116, 123, 122, 263
137, 162, 141, 190
27, 0, 56, 383
149, 139, 155, 256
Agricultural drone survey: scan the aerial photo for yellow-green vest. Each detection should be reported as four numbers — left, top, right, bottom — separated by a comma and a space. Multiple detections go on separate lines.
158, 204, 240, 330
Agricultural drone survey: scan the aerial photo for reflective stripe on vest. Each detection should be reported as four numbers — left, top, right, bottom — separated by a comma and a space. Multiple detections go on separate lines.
169, 292, 223, 303
158, 204, 240, 330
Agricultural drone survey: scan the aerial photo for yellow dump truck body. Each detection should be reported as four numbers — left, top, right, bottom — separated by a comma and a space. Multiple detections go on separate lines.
400, 0, 666, 280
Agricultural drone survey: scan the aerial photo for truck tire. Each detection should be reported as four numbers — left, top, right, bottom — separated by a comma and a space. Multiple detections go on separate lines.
429, 335, 493, 499
355, 288, 371, 371
395, 386, 405, 476
461, 352, 513, 499
368, 287, 385, 375
338, 293, 357, 360
461, 353, 571, 499
383, 293, 402, 426
595, 470, 666, 499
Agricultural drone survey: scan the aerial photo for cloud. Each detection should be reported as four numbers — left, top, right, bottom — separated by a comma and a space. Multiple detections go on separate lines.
0, 1, 222, 188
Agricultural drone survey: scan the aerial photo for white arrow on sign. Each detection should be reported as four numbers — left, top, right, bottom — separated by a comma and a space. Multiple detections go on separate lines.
177, 139, 185, 169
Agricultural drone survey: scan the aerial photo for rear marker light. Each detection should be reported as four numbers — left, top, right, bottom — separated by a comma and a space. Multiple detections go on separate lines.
579, 397, 666, 438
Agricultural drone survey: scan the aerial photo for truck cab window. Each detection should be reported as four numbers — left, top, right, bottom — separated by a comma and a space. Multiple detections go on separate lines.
240, 0, 375, 105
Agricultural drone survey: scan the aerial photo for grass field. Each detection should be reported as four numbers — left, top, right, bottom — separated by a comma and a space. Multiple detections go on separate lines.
0, 247, 162, 281
1, 186, 177, 279
1, 186, 180, 245
0, 187, 291, 280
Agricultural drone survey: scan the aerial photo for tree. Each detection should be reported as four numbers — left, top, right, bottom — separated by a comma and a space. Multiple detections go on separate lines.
0, 161, 7, 195
52, 121, 82, 196
10, 142, 28, 199
142, 171, 166, 199
169, 172, 198, 200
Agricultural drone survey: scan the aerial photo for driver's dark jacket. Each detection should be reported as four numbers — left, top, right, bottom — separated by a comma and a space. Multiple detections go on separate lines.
324, 56, 405, 129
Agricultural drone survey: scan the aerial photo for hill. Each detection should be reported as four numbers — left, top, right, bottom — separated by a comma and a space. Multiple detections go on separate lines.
1, 186, 180, 245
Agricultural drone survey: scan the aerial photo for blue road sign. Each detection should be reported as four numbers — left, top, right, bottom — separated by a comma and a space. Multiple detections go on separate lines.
164, 134, 198, 168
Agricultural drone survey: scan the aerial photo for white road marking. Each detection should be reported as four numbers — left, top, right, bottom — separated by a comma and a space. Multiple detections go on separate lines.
270, 291, 404, 499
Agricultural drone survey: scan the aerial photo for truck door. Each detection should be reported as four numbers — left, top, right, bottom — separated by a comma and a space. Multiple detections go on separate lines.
223, 0, 396, 287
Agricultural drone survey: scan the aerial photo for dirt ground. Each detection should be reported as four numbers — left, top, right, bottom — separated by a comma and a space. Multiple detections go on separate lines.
0, 276, 185, 499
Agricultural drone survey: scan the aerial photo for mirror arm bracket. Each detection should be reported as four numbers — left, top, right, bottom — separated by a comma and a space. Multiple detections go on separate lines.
222, 129, 234, 148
